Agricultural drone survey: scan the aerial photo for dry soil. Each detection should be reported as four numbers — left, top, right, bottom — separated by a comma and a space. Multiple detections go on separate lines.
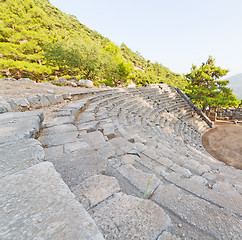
202, 122, 242, 170
0, 79, 94, 122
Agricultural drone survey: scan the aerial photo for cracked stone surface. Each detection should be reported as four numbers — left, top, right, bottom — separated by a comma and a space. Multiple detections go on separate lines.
71, 174, 121, 210
0, 162, 104, 240
90, 192, 171, 240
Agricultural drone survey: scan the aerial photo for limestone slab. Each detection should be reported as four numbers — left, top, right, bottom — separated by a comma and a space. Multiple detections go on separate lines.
26, 95, 42, 109
38, 94, 50, 107
44, 145, 64, 161
0, 97, 12, 113
76, 112, 95, 124
44, 116, 75, 127
99, 122, 115, 139
109, 137, 135, 154
77, 121, 98, 132
94, 142, 116, 159
79, 131, 106, 147
55, 94, 64, 103
46, 94, 57, 105
41, 124, 77, 136
118, 164, 161, 196
0, 162, 104, 240
153, 184, 242, 240
12, 98, 30, 111
0, 139, 44, 178
71, 174, 121, 209
39, 131, 79, 147
49, 149, 108, 187
90, 192, 171, 240
64, 140, 90, 153
0, 111, 43, 143
4, 97, 19, 111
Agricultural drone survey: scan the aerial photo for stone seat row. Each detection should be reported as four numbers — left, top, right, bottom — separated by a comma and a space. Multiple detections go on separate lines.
0, 107, 180, 239
97, 90, 208, 149
88, 88, 242, 184
59, 86, 242, 189
1, 85, 241, 239
38, 91, 242, 239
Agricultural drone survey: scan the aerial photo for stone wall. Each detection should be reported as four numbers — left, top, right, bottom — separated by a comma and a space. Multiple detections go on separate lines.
0, 89, 109, 114
215, 107, 242, 120
174, 87, 214, 128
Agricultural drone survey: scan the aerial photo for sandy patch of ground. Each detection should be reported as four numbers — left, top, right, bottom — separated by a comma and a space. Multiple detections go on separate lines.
0, 79, 93, 98
0, 79, 99, 123
202, 122, 242, 170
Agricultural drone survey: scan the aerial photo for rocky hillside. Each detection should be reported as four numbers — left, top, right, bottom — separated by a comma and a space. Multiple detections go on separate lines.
0, 0, 186, 88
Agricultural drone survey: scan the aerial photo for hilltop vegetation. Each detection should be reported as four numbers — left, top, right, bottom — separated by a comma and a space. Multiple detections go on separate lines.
0, 0, 186, 88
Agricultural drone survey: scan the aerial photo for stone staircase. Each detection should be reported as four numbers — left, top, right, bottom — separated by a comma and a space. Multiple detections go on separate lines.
0, 85, 241, 240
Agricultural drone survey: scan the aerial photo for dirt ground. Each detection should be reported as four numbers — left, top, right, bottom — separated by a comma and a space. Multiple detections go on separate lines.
0, 79, 93, 99
202, 122, 242, 170
0, 79, 96, 122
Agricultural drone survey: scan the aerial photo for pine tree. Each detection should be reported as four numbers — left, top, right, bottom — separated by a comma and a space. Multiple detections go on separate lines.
185, 56, 240, 110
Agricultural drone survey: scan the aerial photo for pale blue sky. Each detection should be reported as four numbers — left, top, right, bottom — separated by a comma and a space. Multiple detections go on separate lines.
49, 0, 242, 77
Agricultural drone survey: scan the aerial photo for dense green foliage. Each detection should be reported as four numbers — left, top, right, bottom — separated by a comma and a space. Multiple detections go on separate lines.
185, 56, 240, 110
0, 0, 184, 87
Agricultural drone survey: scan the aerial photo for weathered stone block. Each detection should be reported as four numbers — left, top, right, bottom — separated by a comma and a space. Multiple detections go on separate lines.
41, 124, 77, 136
0, 139, 44, 178
0, 162, 104, 240
39, 130, 79, 147
71, 174, 121, 209
77, 121, 98, 132
12, 98, 30, 111
153, 184, 242, 240
78, 79, 93, 88
91, 193, 171, 240
49, 149, 108, 187
0, 111, 44, 143
79, 131, 106, 147
64, 140, 89, 153
55, 94, 64, 103
26, 95, 42, 109
44, 116, 75, 127
46, 94, 57, 105
37, 94, 50, 107
118, 164, 161, 196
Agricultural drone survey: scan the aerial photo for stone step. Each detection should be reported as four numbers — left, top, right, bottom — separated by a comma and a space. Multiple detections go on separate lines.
0, 162, 104, 240
0, 139, 44, 178
153, 184, 241, 240
116, 163, 242, 240
44, 146, 108, 188
165, 172, 242, 215
39, 129, 79, 147
0, 111, 44, 143
90, 192, 172, 240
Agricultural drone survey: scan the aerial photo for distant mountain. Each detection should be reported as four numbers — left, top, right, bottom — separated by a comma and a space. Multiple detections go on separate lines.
227, 73, 242, 100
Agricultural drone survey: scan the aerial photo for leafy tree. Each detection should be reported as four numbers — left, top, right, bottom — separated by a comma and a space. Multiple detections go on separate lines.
43, 41, 102, 80
185, 56, 240, 110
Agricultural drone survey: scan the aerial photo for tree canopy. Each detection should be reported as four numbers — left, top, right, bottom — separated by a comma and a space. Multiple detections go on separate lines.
185, 56, 240, 110
0, 0, 185, 88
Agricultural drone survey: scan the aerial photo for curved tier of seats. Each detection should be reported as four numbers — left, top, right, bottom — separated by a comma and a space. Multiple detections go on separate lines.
2, 85, 240, 239
38, 85, 242, 239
